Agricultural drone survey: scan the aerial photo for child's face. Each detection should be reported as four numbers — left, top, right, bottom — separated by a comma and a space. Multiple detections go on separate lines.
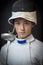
14, 18, 34, 39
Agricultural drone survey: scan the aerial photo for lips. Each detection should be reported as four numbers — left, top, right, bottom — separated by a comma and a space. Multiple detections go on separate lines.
20, 32, 25, 34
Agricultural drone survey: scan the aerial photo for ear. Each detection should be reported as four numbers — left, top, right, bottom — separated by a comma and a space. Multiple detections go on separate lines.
13, 27, 17, 35
13, 22, 15, 28
32, 22, 35, 28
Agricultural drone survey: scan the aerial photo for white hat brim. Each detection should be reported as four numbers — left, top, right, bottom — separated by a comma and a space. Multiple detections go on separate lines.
8, 12, 37, 25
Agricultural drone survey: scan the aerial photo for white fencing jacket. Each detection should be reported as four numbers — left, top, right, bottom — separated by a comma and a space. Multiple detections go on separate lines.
0, 34, 43, 65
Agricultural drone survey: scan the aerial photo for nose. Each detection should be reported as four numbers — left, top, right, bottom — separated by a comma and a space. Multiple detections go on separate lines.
20, 24, 25, 31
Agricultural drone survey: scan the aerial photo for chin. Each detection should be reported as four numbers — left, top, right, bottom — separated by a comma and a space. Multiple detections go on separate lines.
19, 35, 27, 39
20, 34, 31, 39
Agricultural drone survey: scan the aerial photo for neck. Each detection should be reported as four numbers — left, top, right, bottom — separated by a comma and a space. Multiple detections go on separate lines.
16, 34, 32, 39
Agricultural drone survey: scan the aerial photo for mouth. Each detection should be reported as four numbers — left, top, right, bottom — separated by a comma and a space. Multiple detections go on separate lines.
20, 32, 25, 34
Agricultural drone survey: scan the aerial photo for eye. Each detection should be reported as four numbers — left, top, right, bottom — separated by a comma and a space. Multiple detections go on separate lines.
15, 22, 20, 25
24, 20, 30, 24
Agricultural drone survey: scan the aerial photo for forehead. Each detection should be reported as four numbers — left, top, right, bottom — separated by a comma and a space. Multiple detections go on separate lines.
14, 18, 30, 22
14, 18, 35, 26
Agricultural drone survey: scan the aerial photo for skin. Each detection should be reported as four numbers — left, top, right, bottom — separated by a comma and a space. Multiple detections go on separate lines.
14, 18, 34, 39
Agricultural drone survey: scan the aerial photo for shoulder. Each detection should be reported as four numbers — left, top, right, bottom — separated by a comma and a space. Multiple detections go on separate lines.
0, 43, 8, 65
1, 39, 16, 52
33, 38, 43, 49
0, 41, 11, 55
35, 39, 43, 58
35, 38, 43, 45
31, 35, 43, 48
31, 35, 43, 46
1, 44, 7, 53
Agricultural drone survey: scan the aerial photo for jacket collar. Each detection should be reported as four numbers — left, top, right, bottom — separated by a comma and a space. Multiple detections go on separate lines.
26, 34, 35, 43
15, 34, 35, 44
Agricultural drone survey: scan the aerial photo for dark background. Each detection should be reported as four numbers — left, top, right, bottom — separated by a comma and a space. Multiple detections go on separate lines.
0, 0, 43, 49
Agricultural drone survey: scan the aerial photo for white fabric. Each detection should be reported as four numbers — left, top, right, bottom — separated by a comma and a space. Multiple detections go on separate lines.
8, 11, 37, 25
0, 35, 43, 65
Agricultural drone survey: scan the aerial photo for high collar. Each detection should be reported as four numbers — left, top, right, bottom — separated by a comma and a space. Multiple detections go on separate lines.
15, 34, 35, 44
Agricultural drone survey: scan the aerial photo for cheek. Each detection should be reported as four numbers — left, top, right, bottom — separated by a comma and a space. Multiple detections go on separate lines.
14, 24, 20, 34
25, 26, 32, 32
15, 26, 20, 33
